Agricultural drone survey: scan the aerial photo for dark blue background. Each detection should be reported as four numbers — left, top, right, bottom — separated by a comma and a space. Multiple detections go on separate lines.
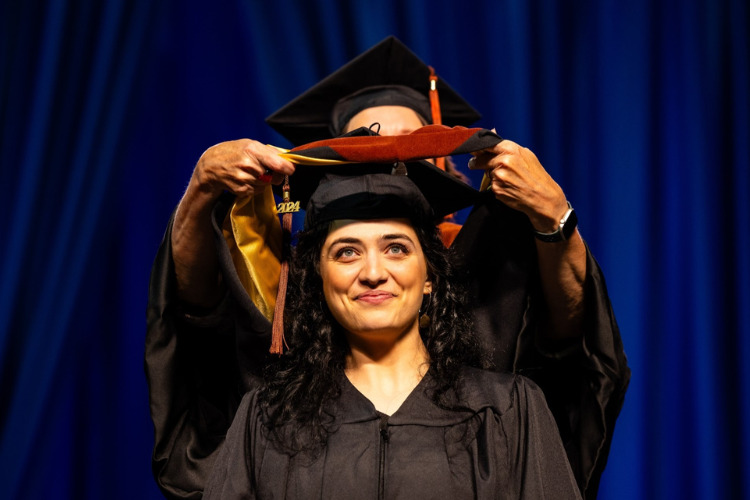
1, 1, 748, 498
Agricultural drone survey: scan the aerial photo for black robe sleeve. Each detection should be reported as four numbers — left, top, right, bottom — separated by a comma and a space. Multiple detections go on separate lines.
145, 194, 271, 499
202, 391, 264, 500
503, 376, 582, 500
451, 192, 630, 500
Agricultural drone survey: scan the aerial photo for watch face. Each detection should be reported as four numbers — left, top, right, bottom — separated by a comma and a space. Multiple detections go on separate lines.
562, 209, 578, 240
532, 205, 577, 243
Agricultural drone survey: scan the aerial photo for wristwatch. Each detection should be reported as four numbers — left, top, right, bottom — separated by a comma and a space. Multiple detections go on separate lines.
533, 202, 578, 243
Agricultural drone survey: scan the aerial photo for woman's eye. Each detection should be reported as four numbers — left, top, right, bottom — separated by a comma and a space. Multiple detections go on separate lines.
388, 245, 407, 255
336, 247, 357, 259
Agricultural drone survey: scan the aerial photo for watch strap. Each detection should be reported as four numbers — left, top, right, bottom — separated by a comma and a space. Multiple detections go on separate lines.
533, 202, 578, 243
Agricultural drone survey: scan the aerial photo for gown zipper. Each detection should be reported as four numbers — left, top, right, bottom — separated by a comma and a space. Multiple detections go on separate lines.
378, 414, 389, 500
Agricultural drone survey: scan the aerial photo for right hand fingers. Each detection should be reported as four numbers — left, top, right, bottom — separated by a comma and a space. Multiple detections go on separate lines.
195, 139, 295, 196
243, 140, 295, 177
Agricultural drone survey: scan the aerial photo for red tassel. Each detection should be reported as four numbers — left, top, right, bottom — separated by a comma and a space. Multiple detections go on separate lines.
428, 66, 445, 171
270, 180, 293, 354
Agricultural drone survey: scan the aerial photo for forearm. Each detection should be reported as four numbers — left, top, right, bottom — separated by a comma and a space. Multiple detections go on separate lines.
169, 139, 295, 308
534, 228, 586, 340
171, 180, 225, 307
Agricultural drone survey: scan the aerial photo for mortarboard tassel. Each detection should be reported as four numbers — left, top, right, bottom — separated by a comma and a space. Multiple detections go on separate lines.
428, 67, 445, 172
270, 177, 293, 354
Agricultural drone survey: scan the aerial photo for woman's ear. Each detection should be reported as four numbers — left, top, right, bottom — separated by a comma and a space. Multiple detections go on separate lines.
423, 280, 433, 294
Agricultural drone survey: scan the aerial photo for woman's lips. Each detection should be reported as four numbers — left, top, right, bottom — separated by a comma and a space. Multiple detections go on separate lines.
355, 291, 395, 305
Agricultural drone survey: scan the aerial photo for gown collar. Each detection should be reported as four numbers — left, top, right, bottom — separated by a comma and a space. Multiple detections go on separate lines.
331, 367, 494, 427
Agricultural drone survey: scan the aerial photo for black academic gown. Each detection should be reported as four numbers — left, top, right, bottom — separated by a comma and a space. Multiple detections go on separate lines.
450, 192, 630, 498
204, 367, 581, 500
145, 193, 629, 499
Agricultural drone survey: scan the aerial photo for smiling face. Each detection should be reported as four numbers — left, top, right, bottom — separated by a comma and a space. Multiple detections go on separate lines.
319, 219, 432, 341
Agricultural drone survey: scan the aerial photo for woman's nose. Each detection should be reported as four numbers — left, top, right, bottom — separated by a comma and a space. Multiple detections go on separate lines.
359, 253, 388, 285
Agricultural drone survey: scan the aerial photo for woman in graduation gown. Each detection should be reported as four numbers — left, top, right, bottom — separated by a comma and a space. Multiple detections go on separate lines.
201, 161, 582, 499
146, 37, 629, 499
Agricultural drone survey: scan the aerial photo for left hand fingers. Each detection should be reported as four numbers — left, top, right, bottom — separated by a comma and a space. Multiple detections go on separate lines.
470, 150, 525, 174
468, 139, 525, 170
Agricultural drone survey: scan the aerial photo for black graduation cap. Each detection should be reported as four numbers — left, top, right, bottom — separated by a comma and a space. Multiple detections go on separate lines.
273, 125, 498, 228
266, 36, 482, 146
299, 162, 475, 229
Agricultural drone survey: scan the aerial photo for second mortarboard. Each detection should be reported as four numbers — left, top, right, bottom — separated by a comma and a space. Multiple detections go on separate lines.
265, 36, 482, 146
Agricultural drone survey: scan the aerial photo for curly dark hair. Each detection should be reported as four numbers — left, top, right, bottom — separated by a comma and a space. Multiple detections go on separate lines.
257, 218, 487, 452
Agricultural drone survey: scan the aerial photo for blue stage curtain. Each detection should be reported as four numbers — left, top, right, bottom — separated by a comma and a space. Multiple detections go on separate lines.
0, 1, 747, 498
